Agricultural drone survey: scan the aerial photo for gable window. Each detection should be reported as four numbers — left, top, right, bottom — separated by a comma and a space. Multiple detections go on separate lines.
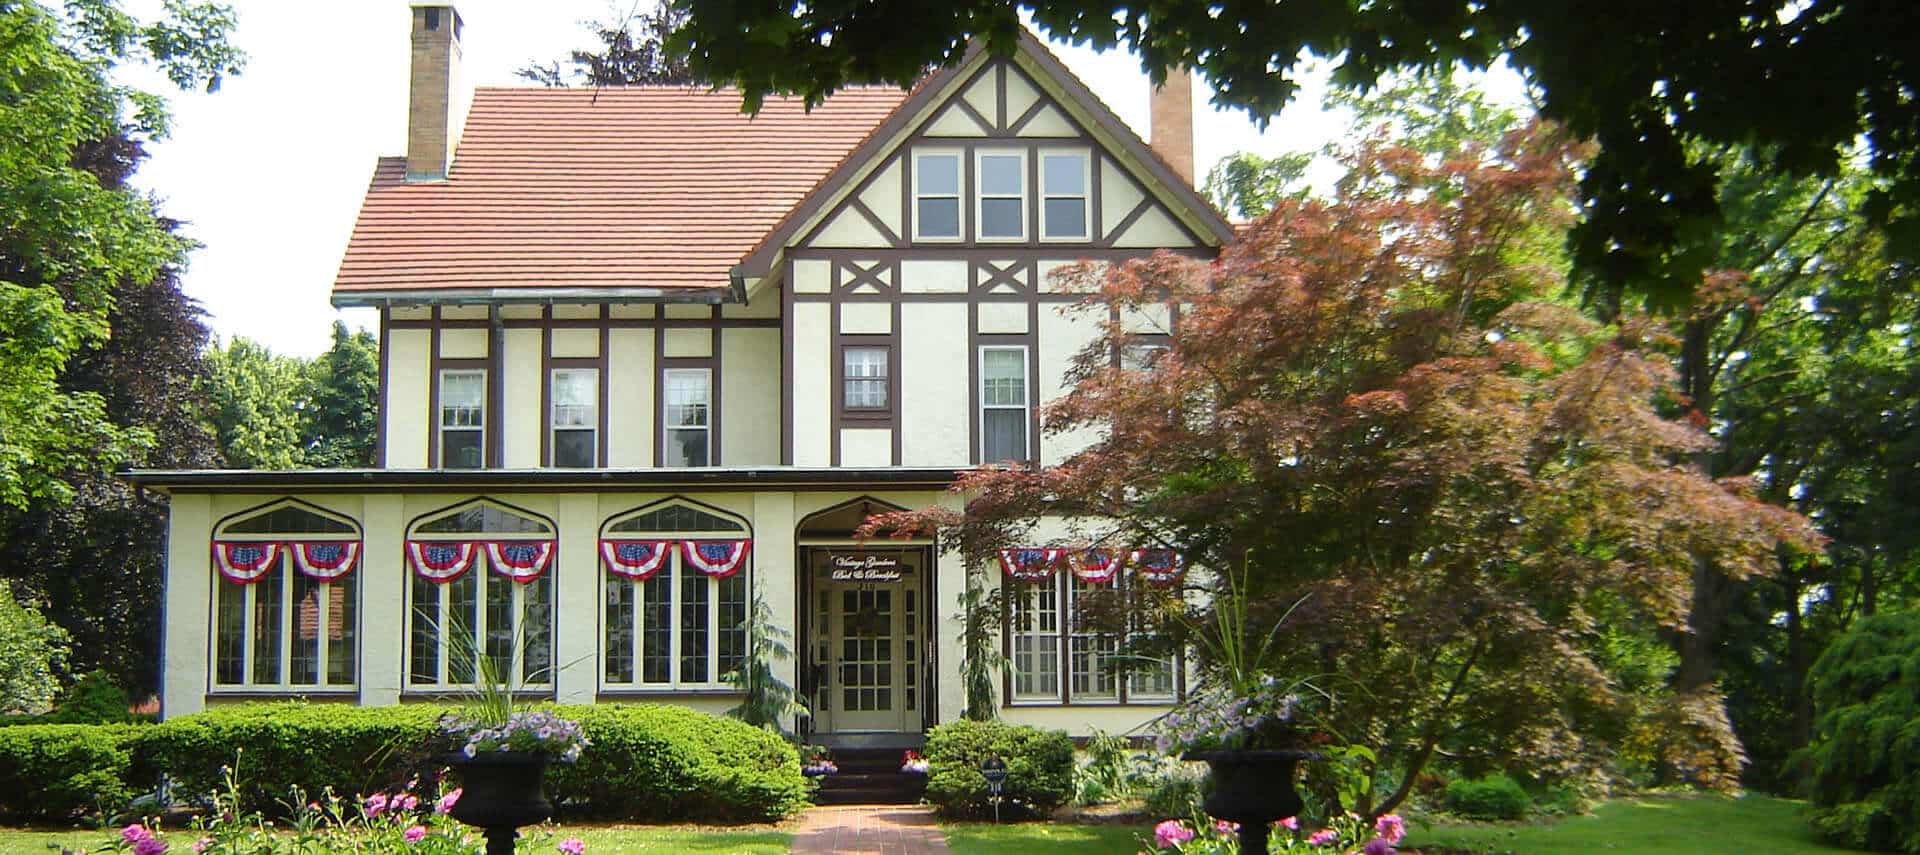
439, 370, 485, 468
842, 345, 890, 411
977, 150, 1027, 240
663, 368, 711, 467
211, 501, 361, 691
600, 501, 750, 689
1041, 151, 1090, 239
980, 346, 1030, 463
913, 151, 962, 239
405, 500, 556, 691
550, 368, 598, 468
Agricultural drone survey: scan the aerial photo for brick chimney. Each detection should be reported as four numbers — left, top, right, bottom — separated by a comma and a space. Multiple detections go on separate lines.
1149, 68, 1196, 188
406, 3, 465, 181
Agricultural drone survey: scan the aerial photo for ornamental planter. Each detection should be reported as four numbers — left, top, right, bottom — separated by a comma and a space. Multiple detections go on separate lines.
1185, 749, 1318, 855
446, 751, 553, 855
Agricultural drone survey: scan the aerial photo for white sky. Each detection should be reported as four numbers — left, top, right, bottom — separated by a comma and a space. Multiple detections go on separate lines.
131, 1, 1520, 357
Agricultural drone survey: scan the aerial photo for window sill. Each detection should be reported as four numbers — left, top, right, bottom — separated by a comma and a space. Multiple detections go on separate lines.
206, 689, 358, 700
595, 687, 746, 701
1003, 699, 1177, 708
398, 690, 555, 702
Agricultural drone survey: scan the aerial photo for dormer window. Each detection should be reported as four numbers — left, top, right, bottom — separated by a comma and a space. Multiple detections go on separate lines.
913, 151, 962, 239
977, 150, 1027, 240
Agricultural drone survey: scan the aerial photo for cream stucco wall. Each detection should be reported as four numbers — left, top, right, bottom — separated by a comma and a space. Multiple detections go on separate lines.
385, 329, 431, 468
1039, 302, 1106, 465
791, 302, 832, 466
721, 328, 781, 466
606, 328, 654, 467
900, 303, 971, 465
502, 328, 542, 467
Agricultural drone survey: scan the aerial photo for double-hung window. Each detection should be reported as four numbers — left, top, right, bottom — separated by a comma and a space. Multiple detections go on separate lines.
1040, 151, 1090, 239
977, 150, 1027, 240
212, 501, 360, 691
550, 368, 598, 468
406, 502, 555, 690
980, 346, 1030, 463
913, 151, 962, 239
842, 345, 890, 412
438, 370, 485, 468
1007, 566, 1178, 704
602, 502, 750, 689
663, 368, 711, 467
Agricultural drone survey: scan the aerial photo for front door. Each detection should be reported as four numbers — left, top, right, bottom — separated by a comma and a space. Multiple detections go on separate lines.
809, 548, 923, 734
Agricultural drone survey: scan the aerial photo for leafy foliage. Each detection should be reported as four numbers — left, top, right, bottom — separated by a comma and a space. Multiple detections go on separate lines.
878, 123, 1817, 811
722, 582, 807, 738
518, 2, 692, 86
955, 576, 1004, 720
1794, 610, 1920, 853
1203, 151, 1310, 220
0, 723, 138, 821
1444, 773, 1532, 821
0, 579, 69, 715
301, 321, 380, 468
923, 719, 1075, 818
673, 0, 1920, 309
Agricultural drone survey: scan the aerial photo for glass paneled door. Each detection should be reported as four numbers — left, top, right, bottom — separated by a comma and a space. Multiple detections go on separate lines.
811, 549, 922, 734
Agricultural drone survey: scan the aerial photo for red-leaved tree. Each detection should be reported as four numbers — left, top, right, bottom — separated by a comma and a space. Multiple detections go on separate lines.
869, 123, 1819, 810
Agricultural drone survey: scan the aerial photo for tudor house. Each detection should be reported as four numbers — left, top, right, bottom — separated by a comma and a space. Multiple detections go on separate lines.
129, 3, 1232, 745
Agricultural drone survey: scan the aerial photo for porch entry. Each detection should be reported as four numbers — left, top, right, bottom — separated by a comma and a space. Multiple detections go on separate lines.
801, 545, 932, 742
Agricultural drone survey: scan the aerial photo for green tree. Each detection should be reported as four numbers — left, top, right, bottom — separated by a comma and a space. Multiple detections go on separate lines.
201, 336, 309, 470
518, 2, 692, 86
1794, 610, 1920, 852
671, 0, 1920, 310
0, 0, 240, 509
1202, 151, 1310, 220
722, 584, 807, 738
300, 321, 379, 468
0, 579, 71, 715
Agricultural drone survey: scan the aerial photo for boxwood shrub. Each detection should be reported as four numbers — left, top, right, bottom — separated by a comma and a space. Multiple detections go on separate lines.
1443, 773, 1532, 820
923, 719, 1074, 819
130, 702, 807, 822
0, 724, 139, 820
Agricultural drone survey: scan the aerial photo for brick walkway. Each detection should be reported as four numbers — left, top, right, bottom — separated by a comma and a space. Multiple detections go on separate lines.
789, 805, 951, 854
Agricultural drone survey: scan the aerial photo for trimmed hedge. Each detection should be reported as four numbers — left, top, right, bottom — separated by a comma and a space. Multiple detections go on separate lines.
547, 704, 808, 822
1444, 773, 1532, 820
0, 724, 139, 820
127, 702, 806, 823
923, 719, 1074, 819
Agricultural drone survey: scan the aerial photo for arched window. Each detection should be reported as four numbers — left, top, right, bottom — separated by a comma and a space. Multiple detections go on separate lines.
404, 499, 557, 690
599, 498, 750, 689
210, 500, 362, 690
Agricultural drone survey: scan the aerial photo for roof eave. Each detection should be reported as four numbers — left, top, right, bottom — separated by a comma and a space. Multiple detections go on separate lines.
330, 285, 735, 308
121, 466, 969, 493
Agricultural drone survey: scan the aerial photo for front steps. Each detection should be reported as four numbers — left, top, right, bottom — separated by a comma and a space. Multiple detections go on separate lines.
812, 747, 928, 805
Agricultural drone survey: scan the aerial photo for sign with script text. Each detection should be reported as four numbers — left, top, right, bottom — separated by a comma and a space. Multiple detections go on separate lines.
829, 553, 905, 582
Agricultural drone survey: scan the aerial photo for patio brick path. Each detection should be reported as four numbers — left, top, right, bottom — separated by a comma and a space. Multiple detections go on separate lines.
789, 805, 951, 855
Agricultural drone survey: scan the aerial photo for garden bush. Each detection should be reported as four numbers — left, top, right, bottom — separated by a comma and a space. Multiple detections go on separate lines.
1443, 773, 1531, 820
133, 701, 808, 823
0, 724, 139, 820
1794, 610, 1920, 853
545, 704, 808, 822
923, 719, 1074, 818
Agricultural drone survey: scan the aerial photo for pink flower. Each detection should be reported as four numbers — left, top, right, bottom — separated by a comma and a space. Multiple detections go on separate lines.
394, 794, 420, 812
435, 788, 462, 814
1153, 820, 1195, 849
1363, 837, 1396, 855
557, 838, 586, 855
1278, 816, 1300, 830
133, 837, 168, 855
191, 838, 213, 853
1307, 829, 1339, 846
363, 793, 389, 817
404, 826, 427, 844
122, 825, 152, 844
1214, 820, 1240, 835
1374, 814, 1406, 845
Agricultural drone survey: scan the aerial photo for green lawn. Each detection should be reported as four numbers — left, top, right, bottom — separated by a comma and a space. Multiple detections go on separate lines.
0, 825, 791, 855
1406, 794, 1853, 855
944, 821, 1145, 854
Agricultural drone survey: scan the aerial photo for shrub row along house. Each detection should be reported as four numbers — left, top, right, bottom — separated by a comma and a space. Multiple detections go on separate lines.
128, 3, 1230, 747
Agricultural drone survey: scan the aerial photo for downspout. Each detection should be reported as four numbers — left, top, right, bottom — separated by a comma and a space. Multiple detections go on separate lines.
489, 303, 505, 468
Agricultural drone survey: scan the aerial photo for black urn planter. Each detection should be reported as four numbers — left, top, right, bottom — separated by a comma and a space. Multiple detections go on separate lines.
446, 751, 553, 855
1185, 749, 1318, 855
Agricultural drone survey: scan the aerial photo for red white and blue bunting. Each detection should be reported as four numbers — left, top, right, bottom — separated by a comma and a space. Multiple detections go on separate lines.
1130, 549, 1186, 586
290, 541, 360, 581
407, 541, 478, 582
998, 548, 1065, 582
486, 540, 555, 583
682, 539, 751, 578
600, 539, 673, 580
213, 541, 283, 584
1068, 548, 1124, 584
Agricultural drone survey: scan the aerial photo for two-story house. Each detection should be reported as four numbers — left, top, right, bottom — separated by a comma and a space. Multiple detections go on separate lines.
129, 3, 1232, 747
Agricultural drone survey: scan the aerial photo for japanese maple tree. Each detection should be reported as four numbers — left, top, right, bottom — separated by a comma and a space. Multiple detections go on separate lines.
870, 124, 1817, 809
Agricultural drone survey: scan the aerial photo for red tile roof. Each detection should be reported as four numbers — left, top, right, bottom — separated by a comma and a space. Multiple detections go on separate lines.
333, 86, 912, 299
